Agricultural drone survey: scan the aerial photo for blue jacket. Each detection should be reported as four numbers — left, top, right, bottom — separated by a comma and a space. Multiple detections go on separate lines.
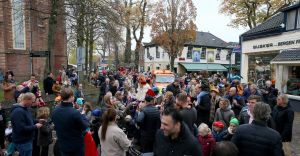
212, 128, 226, 142
52, 102, 88, 152
11, 105, 37, 144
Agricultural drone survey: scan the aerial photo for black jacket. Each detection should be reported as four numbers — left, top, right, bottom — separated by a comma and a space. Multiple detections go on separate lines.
154, 123, 202, 156
232, 120, 284, 156
52, 102, 88, 152
196, 93, 211, 126
272, 104, 294, 142
166, 83, 180, 97
11, 105, 37, 144
43, 77, 54, 94
37, 119, 53, 146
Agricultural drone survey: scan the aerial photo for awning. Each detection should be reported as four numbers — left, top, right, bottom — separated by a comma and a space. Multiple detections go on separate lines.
223, 64, 241, 69
271, 49, 300, 64
179, 63, 227, 71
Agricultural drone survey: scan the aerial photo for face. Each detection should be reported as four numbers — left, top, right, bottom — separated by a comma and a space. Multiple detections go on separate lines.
78, 84, 83, 90
250, 85, 256, 93
195, 86, 201, 94
56, 81, 59, 84
213, 126, 222, 132
277, 97, 284, 106
248, 99, 257, 112
8, 74, 12, 81
229, 123, 237, 133
160, 115, 179, 137
49, 73, 53, 78
23, 97, 35, 107
110, 96, 116, 104
30, 76, 36, 82
211, 91, 216, 97
105, 79, 110, 84
229, 88, 236, 96
175, 99, 183, 110
219, 100, 227, 109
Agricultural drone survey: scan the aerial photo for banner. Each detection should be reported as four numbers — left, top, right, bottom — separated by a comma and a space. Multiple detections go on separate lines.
192, 48, 201, 62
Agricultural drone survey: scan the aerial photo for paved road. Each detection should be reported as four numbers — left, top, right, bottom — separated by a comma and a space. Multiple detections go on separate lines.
292, 112, 300, 156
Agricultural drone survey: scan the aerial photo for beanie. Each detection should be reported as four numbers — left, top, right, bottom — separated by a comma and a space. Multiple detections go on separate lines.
146, 89, 155, 97
230, 118, 239, 126
213, 121, 224, 129
92, 109, 102, 117
76, 98, 84, 105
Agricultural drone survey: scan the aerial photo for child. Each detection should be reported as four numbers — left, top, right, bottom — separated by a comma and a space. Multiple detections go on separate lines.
81, 103, 92, 123
5, 121, 14, 156
90, 109, 102, 148
52, 80, 61, 95
223, 118, 239, 141
212, 121, 226, 142
35, 90, 46, 107
198, 123, 216, 156
37, 107, 53, 156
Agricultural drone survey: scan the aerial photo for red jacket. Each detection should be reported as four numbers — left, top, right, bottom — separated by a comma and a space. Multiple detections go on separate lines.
84, 132, 98, 156
198, 134, 216, 156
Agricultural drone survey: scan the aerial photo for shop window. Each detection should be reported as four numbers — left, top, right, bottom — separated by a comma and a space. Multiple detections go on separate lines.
12, 0, 26, 49
146, 47, 150, 58
156, 46, 160, 58
201, 47, 206, 59
287, 66, 300, 96
286, 10, 297, 30
187, 46, 193, 59
215, 48, 221, 60
297, 9, 300, 29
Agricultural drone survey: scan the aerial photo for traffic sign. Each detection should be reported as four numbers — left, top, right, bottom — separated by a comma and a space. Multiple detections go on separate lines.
30, 51, 50, 57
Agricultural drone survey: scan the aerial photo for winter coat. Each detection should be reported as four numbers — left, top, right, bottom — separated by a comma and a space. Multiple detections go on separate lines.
154, 123, 202, 156
179, 107, 197, 135
166, 83, 180, 97
84, 132, 98, 156
226, 94, 245, 116
214, 107, 235, 128
196, 91, 211, 126
231, 120, 284, 156
272, 104, 294, 142
222, 127, 234, 141
2, 82, 15, 101
212, 129, 226, 142
37, 119, 53, 146
52, 102, 88, 153
197, 134, 215, 156
43, 77, 54, 94
99, 123, 131, 156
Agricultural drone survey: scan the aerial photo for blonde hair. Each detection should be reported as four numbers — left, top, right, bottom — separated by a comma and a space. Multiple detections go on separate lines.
37, 107, 50, 119
21, 92, 35, 101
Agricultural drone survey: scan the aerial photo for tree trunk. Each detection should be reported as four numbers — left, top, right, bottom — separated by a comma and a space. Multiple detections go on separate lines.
47, 0, 58, 74
89, 27, 94, 73
124, 0, 132, 63
85, 33, 89, 73
135, 41, 141, 70
114, 42, 120, 67
170, 55, 175, 72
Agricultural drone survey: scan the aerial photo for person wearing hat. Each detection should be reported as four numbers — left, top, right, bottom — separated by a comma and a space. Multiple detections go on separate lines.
135, 89, 161, 154
195, 79, 212, 126
90, 108, 102, 148
212, 121, 226, 142
153, 86, 163, 105
209, 88, 221, 125
223, 118, 239, 141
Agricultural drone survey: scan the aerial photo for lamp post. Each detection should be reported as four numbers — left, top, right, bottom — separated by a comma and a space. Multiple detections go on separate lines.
29, 0, 33, 74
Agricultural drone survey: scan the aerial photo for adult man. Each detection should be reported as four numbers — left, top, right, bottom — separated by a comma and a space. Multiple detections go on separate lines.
74, 83, 85, 101
261, 80, 278, 109
98, 78, 111, 104
23, 74, 39, 95
43, 72, 54, 95
239, 95, 275, 128
11, 93, 43, 156
136, 89, 161, 154
52, 87, 88, 156
244, 84, 262, 102
195, 80, 211, 126
226, 87, 245, 116
232, 102, 284, 156
176, 92, 197, 136
166, 79, 181, 97
154, 108, 202, 156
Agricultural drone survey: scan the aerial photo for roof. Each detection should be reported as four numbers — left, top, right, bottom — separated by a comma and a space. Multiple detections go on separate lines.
281, 2, 300, 12
187, 32, 230, 48
179, 63, 227, 71
241, 13, 284, 38
271, 49, 300, 63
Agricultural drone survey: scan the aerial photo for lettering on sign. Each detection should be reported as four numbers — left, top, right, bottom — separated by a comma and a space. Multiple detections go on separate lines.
253, 39, 300, 49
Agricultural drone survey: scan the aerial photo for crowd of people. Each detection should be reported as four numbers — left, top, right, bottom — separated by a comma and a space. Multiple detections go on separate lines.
0, 68, 296, 156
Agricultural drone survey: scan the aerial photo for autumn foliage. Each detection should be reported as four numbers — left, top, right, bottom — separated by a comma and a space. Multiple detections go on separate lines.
150, 0, 197, 71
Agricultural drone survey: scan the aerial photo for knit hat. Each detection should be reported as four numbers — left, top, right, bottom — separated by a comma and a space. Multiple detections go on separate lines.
230, 118, 239, 126
92, 109, 102, 117
152, 86, 159, 92
146, 89, 156, 97
213, 121, 224, 129
76, 98, 84, 105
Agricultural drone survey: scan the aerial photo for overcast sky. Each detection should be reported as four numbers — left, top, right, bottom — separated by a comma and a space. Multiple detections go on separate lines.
143, 0, 249, 43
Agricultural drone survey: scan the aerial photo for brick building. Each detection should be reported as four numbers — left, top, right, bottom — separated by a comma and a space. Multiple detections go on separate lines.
0, 0, 67, 81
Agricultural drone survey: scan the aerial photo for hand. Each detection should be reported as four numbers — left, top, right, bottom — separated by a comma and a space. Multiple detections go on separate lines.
35, 123, 43, 129
39, 119, 45, 124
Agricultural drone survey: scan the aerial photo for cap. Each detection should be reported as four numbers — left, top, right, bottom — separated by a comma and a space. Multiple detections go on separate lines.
146, 89, 155, 97
76, 98, 84, 105
92, 109, 102, 117
213, 121, 224, 129
230, 118, 239, 126
152, 87, 159, 92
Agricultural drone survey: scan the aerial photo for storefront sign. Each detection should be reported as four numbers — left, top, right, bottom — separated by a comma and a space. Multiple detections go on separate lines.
253, 39, 300, 49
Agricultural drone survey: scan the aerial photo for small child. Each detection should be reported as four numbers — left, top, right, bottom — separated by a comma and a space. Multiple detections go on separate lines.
198, 123, 216, 156
37, 107, 53, 156
223, 118, 239, 141
5, 121, 15, 156
52, 80, 61, 95
212, 121, 226, 142
90, 109, 102, 148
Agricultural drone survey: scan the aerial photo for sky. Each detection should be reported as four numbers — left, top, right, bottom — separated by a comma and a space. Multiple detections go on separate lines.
143, 0, 249, 43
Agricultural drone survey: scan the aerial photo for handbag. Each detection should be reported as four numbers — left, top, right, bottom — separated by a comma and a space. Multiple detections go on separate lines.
127, 146, 141, 156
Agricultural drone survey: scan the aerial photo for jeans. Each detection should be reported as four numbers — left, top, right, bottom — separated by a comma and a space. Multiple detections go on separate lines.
15, 141, 33, 156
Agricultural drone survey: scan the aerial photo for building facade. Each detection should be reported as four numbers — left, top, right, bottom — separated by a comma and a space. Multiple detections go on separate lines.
143, 32, 238, 75
240, 3, 300, 96
0, 0, 67, 80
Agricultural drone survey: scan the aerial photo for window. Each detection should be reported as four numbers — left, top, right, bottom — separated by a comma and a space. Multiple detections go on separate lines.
12, 0, 26, 49
215, 48, 221, 60
287, 66, 300, 95
201, 47, 206, 59
297, 9, 300, 29
187, 46, 193, 59
146, 47, 150, 58
286, 10, 297, 30
156, 46, 160, 58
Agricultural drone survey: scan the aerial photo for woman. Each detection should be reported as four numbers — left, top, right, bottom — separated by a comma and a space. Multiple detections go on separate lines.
161, 91, 175, 111
209, 88, 221, 124
1, 73, 16, 102
81, 103, 92, 122
102, 94, 117, 112
272, 94, 294, 156
98, 109, 131, 156
214, 98, 235, 128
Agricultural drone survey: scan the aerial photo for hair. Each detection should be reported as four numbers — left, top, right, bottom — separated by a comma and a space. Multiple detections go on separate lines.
47, 72, 52, 76
161, 108, 183, 124
198, 123, 210, 136
212, 141, 238, 156
165, 91, 174, 101
248, 95, 262, 102
84, 102, 92, 113
200, 79, 210, 92
176, 92, 187, 103
253, 102, 271, 122
21, 92, 35, 101
37, 107, 50, 119
101, 109, 117, 141
60, 87, 74, 101
277, 94, 289, 105
103, 94, 113, 106
31, 74, 36, 77
220, 98, 230, 107
115, 91, 123, 100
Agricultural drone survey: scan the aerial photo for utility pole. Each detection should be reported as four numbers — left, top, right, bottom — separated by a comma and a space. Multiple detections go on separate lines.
29, 0, 33, 74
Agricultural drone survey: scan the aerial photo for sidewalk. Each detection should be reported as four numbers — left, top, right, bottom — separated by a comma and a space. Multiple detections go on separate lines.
292, 112, 300, 156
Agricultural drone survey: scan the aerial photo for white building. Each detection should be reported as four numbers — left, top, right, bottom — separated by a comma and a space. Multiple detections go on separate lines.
240, 3, 300, 96
143, 32, 239, 75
